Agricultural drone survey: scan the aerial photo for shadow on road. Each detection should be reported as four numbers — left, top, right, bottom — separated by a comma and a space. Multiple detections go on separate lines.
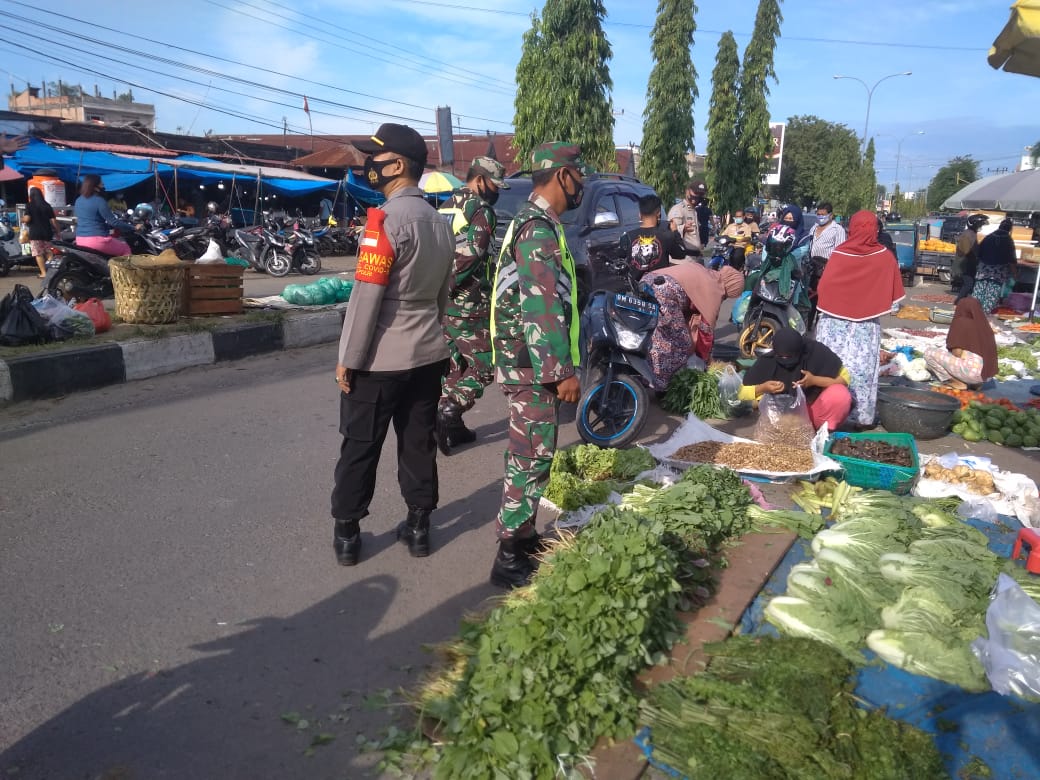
0, 576, 497, 780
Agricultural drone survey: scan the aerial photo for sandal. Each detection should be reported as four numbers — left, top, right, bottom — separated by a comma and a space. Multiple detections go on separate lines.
941, 379, 969, 390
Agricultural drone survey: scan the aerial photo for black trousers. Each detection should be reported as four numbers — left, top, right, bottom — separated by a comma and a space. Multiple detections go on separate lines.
330, 359, 447, 522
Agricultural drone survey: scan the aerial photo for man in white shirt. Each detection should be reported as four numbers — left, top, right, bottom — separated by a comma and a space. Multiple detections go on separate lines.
667, 181, 702, 259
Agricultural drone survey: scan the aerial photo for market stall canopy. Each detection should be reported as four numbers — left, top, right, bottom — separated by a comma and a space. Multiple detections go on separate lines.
418, 170, 463, 193
156, 156, 339, 196
942, 168, 1040, 211
0, 166, 23, 182
989, 0, 1040, 76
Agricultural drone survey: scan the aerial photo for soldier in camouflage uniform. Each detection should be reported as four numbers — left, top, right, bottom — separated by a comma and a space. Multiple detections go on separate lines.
436, 156, 510, 455
488, 142, 591, 589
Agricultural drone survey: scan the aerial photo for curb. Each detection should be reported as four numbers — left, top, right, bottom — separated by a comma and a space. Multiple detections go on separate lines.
0, 309, 344, 404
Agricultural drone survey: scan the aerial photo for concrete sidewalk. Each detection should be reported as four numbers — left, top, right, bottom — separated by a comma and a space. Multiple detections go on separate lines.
0, 308, 343, 404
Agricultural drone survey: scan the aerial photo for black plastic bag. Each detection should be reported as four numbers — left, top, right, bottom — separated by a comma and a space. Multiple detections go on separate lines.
0, 284, 50, 346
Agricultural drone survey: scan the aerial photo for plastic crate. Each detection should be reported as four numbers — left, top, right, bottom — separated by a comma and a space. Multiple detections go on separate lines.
824, 432, 920, 494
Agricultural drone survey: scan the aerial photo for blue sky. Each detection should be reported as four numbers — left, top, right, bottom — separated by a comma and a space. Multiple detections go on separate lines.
1, 0, 1037, 193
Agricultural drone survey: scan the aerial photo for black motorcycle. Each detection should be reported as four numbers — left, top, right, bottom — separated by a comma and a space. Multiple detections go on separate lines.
0, 216, 41, 276
229, 222, 290, 276
706, 235, 735, 271
576, 257, 660, 449
738, 246, 812, 358
286, 219, 321, 275
45, 229, 159, 300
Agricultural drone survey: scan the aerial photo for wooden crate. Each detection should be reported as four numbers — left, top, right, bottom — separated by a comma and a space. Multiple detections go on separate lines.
182, 264, 245, 316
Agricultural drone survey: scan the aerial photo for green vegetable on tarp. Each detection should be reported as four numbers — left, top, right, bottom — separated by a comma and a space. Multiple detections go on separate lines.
640, 635, 948, 779
661, 367, 725, 419
543, 444, 657, 510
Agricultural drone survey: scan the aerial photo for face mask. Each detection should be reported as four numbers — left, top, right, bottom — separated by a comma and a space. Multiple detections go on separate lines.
734, 217, 744, 225
479, 180, 499, 207
363, 157, 401, 191
561, 170, 584, 211
817, 214, 830, 225
775, 353, 800, 370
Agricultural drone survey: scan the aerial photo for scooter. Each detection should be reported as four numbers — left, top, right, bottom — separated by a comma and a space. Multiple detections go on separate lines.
576, 255, 660, 449
229, 222, 290, 276
286, 219, 321, 275
706, 235, 735, 270
738, 245, 812, 358
0, 216, 41, 276
45, 228, 160, 300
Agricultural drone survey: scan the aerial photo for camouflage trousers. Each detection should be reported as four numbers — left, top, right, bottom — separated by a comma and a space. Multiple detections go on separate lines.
441, 314, 493, 411
496, 383, 560, 539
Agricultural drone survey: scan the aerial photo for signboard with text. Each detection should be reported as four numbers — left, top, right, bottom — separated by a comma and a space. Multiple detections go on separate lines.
763, 122, 785, 186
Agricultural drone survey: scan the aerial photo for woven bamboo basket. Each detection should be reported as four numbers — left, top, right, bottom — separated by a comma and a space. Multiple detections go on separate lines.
110, 253, 186, 324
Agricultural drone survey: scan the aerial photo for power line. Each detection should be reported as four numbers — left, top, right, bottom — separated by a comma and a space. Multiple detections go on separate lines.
385, 0, 988, 51
1, 1, 514, 129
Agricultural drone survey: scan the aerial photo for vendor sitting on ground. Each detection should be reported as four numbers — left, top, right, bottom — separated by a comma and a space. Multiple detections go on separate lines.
641, 263, 745, 391
923, 297, 998, 389
740, 328, 853, 432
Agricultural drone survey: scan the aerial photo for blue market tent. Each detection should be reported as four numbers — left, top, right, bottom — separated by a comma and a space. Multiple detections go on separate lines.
157, 156, 338, 196
345, 169, 385, 205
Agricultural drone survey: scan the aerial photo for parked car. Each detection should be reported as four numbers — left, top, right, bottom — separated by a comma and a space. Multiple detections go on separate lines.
493, 172, 658, 302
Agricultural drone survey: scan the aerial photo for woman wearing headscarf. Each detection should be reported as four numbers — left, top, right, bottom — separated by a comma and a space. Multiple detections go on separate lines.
814, 210, 905, 428
923, 297, 998, 389
74, 174, 133, 256
740, 328, 853, 431
641, 264, 745, 391
972, 218, 1018, 313
778, 204, 810, 249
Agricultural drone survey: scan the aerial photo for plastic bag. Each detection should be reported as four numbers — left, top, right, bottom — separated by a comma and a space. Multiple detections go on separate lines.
971, 573, 1040, 701
73, 298, 112, 334
731, 290, 752, 325
31, 294, 95, 339
754, 385, 815, 448
0, 284, 49, 346
718, 364, 743, 409
196, 239, 224, 263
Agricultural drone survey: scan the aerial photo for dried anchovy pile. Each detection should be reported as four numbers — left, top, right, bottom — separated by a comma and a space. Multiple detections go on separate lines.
830, 438, 913, 467
757, 412, 816, 449
671, 441, 815, 473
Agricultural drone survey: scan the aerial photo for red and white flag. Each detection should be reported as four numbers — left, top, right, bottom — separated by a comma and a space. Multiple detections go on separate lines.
303, 96, 310, 114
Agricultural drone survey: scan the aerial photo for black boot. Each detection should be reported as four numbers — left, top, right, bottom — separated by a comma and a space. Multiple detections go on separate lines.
436, 400, 476, 456
396, 506, 431, 557
333, 520, 361, 566
516, 532, 550, 568
489, 539, 534, 589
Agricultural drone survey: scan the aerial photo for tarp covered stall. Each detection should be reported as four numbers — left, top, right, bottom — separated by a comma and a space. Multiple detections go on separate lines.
156, 156, 338, 196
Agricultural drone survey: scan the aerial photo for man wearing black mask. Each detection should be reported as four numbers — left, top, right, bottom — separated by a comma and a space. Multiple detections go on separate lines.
331, 123, 454, 566
435, 156, 510, 453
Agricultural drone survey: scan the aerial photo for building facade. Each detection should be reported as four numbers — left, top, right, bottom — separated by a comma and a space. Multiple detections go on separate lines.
8, 89, 156, 130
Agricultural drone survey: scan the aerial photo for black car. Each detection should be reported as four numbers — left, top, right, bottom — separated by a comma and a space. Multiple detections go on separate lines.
493, 172, 658, 300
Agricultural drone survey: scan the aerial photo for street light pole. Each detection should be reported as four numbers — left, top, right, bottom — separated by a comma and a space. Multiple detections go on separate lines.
833, 71, 913, 148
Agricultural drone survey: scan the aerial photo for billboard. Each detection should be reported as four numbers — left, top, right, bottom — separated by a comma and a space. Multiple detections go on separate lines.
436, 106, 454, 168
763, 122, 785, 186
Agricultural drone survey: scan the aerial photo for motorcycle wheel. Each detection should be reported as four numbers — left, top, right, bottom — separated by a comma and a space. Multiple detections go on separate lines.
576, 374, 648, 449
299, 251, 321, 275
739, 315, 781, 358
0, 256, 10, 277
49, 270, 94, 301
266, 251, 291, 277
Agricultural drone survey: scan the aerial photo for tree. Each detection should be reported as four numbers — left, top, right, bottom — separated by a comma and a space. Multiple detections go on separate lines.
926, 156, 979, 211
47, 81, 82, 99
513, 0, 616, 171
117, 90, 134, 103
858, 137, 877, 213
705, 31, 742, 216
1030, 140, 1040, 167
775, 115, 862, 214
733, 0, 783, 208
639, 0, 697, 203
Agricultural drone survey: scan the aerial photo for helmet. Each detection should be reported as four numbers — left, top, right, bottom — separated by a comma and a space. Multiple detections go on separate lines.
207, 201, 218, 214
764, 224, 796, 258
966, 214, 989, 231
133, 203, 154, 221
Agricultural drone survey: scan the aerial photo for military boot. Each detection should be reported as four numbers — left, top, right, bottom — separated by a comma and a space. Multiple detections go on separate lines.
396, 506, 431, 558
333, 519, 361, 566
436, 399, 476, 455
489, 539, 534, 589
516, 531, 550, 569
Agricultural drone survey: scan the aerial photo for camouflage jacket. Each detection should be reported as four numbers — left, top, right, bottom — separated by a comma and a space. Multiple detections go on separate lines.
439, 187, 496, 319
491, 194, 576, 386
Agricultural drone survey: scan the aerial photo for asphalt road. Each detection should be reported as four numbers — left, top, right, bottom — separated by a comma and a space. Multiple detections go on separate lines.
0, 342, 686, 780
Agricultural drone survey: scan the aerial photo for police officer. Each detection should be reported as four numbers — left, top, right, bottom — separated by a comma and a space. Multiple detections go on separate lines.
436, 156, 510, 454
489, 142, 589, 589
331, 123, 454, 566
667, 180, 703, 259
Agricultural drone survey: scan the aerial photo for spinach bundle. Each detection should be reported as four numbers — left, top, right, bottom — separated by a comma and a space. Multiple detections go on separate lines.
661, 367, 725, 419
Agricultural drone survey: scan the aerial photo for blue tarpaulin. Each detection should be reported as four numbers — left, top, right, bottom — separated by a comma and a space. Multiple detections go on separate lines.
737, 518, 1040, 780
345, 169, 384, 205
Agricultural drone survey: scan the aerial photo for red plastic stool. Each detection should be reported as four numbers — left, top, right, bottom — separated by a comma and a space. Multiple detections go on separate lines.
1012, 528, 1040, 575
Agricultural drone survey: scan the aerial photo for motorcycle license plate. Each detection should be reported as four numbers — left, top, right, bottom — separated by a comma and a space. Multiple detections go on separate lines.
613, 292, 657, 315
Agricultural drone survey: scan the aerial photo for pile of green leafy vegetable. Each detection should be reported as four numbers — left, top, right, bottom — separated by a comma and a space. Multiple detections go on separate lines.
996, 343, 1039, 379
661, 366, 725, 419
543, 443, 657, 510
764, 484, 1034, 692
641, 635, 948, 779
407, 468, 758, 778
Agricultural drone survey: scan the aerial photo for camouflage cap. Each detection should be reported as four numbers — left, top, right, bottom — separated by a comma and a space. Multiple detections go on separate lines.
470, 156, 510, 188
531, 142, 593, 175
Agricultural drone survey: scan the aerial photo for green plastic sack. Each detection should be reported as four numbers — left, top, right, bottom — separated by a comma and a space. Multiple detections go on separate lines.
336, 281, 353, 303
